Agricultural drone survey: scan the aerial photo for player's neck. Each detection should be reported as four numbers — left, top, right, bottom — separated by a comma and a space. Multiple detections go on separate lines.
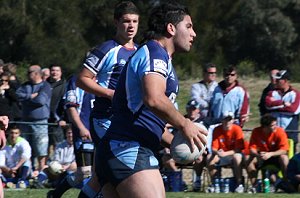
114, 36, 135, 49
154, 38, 174, 56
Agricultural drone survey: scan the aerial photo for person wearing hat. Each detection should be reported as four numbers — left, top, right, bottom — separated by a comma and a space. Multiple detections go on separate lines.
265, 69, 300, 153
207, 111, 245, 193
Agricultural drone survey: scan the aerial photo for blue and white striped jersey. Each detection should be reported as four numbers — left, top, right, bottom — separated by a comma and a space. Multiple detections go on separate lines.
64, 75, 95, 137
107, 40, 179, 151
83, 39, 138, 119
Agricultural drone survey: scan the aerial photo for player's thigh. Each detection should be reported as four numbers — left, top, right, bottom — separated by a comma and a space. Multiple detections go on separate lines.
117, 169, 165, 198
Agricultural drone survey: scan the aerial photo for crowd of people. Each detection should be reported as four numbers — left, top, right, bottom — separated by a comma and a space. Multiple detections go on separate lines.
0, 1, 300, 198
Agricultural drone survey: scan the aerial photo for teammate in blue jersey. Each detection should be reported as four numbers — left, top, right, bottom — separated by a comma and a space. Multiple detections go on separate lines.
47, 75, 96, 198
76, 1, 139, 144
75, 1, 140, 198
96, 2, 207, 198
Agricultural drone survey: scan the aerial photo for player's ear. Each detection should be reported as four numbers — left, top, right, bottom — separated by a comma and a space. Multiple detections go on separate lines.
166, 23, 176, 36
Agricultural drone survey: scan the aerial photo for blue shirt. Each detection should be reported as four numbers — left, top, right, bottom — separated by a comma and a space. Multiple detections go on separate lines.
64, 75, 95, 137
107, 40, 179, 151
83, 40, 137, 119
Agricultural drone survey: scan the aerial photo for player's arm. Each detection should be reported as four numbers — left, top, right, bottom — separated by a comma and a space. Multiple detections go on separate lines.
142, 73, 207, 151
66, 107, 91, 141
76, 67, 114, 100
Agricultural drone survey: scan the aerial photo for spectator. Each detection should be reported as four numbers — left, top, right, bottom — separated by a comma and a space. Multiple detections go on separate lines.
47, 74, 95, 197
33, 125, 76, 188
207, 111, 245, 193
265, 70, 300, 153
16, 65, 52, 171
190, 63, 218, 117
47, 64, 67, 154
209, 65, 250, 127
42, 68, 50, 81
0, 125, 31, 189
258, 69, 279, 116
0, 115, 9, 198
0, 72, 19, 120
0, 59, 4, 76
2, 63, 22, 121
287, 152, 300, 192
246, 114, 289, 193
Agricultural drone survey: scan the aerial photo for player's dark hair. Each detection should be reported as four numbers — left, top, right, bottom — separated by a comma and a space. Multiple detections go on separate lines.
143, 1, 190, 41
114, 1, 140, 20
260, 114, 277, 127
223, 65, 237, 76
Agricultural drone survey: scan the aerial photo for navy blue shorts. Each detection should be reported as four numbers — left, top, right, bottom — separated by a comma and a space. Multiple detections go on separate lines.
95, 139, 160, 187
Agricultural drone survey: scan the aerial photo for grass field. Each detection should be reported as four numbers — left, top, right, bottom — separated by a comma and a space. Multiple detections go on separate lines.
3, 188, 297, 198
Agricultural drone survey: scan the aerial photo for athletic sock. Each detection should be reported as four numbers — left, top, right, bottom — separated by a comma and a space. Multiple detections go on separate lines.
37, 171, 48, 183
79, 181, 98, 198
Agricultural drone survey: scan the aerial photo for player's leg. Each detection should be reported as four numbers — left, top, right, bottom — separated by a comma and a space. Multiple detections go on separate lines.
117, 169, 165, 198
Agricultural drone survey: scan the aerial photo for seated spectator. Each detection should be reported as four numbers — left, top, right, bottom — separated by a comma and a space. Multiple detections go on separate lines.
0, 125, 31, 188
286, 152, 300, 193
0, 115, 9, 198
246, 114, 289, 193
206, 111, 245, 193
33, 125, 76, 188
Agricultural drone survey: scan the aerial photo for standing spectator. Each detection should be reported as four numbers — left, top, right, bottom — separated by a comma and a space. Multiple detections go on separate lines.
94, 2, 206, 197
3, 63, 22, 121
258, 69, 279, 116
42, 68, 50, 81
265, 70, 300, 153
209, 65, 250, 127
0, 115, 9, 198
33, 125, 76, 188
207, 111, 245, 193
47, 64, 67, 153
48, 74, 96, 197
0, 125, 31, 189
246, 114, 289, 193
16, 65, 52, 171
0, 59, 4, 76
190, 63, 218, 117
0, 72, 19, 120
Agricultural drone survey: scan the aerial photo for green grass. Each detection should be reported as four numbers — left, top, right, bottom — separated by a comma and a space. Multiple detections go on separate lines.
3, 189, 297, 198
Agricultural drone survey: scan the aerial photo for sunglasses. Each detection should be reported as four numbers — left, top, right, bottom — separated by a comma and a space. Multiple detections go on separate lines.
225, 73, 236, 77
1, 79, 9, 82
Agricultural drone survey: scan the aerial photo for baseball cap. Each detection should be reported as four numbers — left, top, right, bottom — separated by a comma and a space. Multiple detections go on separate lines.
186, 99, 200, 109
222, 111, 234, 121
272, 70, 290, 80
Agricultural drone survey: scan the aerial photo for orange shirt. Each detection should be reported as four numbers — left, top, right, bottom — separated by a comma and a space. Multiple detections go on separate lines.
249, 126, 289, 152
212, 124, 245, 152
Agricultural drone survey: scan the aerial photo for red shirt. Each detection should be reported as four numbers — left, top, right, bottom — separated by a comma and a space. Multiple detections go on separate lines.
212, 124, 245, 151
249, 126, 289, 152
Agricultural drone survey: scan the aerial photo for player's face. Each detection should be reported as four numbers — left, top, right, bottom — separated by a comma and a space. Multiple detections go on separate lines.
173, 15, 196, 52
116, 14, 139, 40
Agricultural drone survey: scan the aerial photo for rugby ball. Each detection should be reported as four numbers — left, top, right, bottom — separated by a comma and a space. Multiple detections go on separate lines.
170, 122, 207, 164
48, 161, 64, 175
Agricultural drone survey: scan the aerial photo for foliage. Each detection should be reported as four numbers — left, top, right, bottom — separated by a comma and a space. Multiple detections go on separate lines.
1, 0, 300, 80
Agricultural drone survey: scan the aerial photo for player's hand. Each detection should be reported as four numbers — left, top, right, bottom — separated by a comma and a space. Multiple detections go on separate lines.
31, 92, 38, 99
80, 128, 92, 141
58, 120, 67, 127
181, 119, 207, 152
260, 152, 271, 160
